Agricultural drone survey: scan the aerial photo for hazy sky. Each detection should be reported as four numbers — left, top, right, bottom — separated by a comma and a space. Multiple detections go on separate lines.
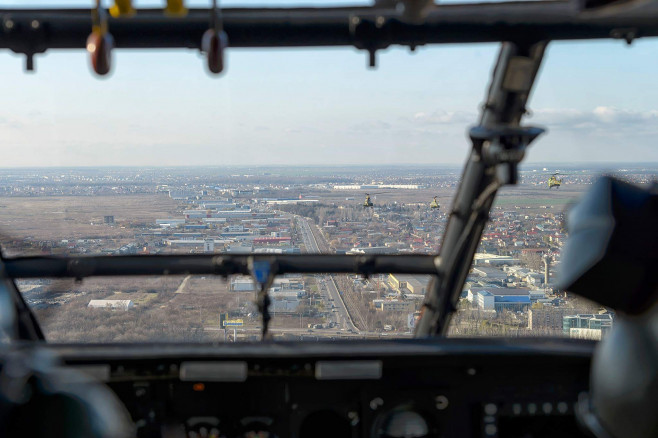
2, 0, 658, 166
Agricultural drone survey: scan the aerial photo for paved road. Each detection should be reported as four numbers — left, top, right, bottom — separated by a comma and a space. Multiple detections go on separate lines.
203, 325, 411, 340
175, 275, 191, 294
296, 216, 359, 334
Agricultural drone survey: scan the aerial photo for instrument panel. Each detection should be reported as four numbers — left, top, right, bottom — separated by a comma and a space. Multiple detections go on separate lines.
53, 339, 595, 438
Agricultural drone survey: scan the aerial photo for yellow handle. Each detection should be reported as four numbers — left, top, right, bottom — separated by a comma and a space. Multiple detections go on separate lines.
165, 0, 188, 17
109, 0, 136, 18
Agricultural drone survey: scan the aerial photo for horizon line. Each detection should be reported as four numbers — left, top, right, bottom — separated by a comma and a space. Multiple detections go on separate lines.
0, 161, 657, 170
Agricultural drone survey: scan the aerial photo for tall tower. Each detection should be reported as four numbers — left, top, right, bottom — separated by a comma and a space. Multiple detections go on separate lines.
543, 254, 550, 285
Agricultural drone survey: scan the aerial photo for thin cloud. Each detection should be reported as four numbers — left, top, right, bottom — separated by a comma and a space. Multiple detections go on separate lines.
348, 120, 392, 132
412, 110, 475, 125
532, 107, 658, 132
0, 115, 23, 129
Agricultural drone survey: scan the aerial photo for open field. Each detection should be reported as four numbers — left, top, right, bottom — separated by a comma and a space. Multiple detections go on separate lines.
29, 275, 249, 342
306, 183, 587, 214
7, 178, 592, 342
0, 194, 179, 241
0, 183, 587, 245
493, 184, 588, 212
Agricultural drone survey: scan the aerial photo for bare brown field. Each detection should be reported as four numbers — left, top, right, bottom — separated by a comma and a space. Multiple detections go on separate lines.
0, 194, 180, 240
33, 275, 247, 342
316, 183, 587, 214
312, 188, 456, 210
494, 184, 588, 213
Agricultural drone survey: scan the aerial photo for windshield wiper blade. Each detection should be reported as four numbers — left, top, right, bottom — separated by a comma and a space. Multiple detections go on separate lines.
3, 254, 439, 279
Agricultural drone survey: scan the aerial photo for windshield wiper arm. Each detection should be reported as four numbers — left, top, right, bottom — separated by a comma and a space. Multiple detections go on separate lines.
415, 40, 547, 337
3, 254, 439, 279
4, 253, 439, 341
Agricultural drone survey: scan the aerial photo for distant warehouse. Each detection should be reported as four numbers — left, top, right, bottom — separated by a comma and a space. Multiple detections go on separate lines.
388, 274, 431, 295
88, 300, 134, 310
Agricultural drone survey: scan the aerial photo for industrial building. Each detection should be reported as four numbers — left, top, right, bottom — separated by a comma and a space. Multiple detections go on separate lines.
563, 313, 614, 339
469, 288, 532, 312
253, 237, 292, 244
156, 218, 186, 227
88, 300, 134, 310
165, 239, 231, 249
472, 253, 519, 266
332, 184, 423, 190
470, 267, 510, 286
387, 274, 431, 295
528, 307, 573, 332
347, 246, 397, 255
269, 293, 301, 312
230, 276, 256, 291
229, 276, 305, 293
372, 299, 416, 312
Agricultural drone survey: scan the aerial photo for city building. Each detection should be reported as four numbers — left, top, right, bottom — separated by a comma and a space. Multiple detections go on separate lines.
270, 291, 302, 313
230, 277, 256, 292
471, 288, 531, 312
88, 299, 134, 310
563, 313, 614, 339
388, 274, 431, 295
528, 307, 572, 332
372, 299, 416, 312
473, 253, 519, 266
156, 218, 186, 227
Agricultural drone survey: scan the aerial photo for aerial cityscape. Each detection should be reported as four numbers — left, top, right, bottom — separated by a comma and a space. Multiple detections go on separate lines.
1, 164, 655, 343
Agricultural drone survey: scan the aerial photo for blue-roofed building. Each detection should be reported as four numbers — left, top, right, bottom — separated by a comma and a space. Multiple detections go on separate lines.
184, 224, 208, 230
474, 288, 531, 312
492, 293, 531, 312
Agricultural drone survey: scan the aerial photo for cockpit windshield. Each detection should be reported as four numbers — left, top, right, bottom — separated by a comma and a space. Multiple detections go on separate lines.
1, 1, 656, 343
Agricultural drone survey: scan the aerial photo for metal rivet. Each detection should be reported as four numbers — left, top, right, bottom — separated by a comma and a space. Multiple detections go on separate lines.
485, 424, 497, 436
435, 395, 449, 410
31, 20, 40, 29
484, 403, 497, 416
369, 397, 384, 410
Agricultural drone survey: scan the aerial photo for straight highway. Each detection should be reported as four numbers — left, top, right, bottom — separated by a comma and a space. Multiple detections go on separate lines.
295, 216, 359, 334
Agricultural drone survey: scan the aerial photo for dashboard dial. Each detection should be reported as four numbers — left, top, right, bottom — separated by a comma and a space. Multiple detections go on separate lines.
373, 407, 432, 438
240, 420, 277, 438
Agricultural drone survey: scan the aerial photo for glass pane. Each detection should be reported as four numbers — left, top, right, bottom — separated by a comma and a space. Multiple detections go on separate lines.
21, 272, 430, 342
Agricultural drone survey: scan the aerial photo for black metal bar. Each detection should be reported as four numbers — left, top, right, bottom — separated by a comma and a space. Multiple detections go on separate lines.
415, 41, 547, 337
3, 254, 439, 279
1, 1, 658, 56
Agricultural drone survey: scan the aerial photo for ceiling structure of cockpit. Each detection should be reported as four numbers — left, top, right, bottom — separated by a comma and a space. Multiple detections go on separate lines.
2, 0, 658, 74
